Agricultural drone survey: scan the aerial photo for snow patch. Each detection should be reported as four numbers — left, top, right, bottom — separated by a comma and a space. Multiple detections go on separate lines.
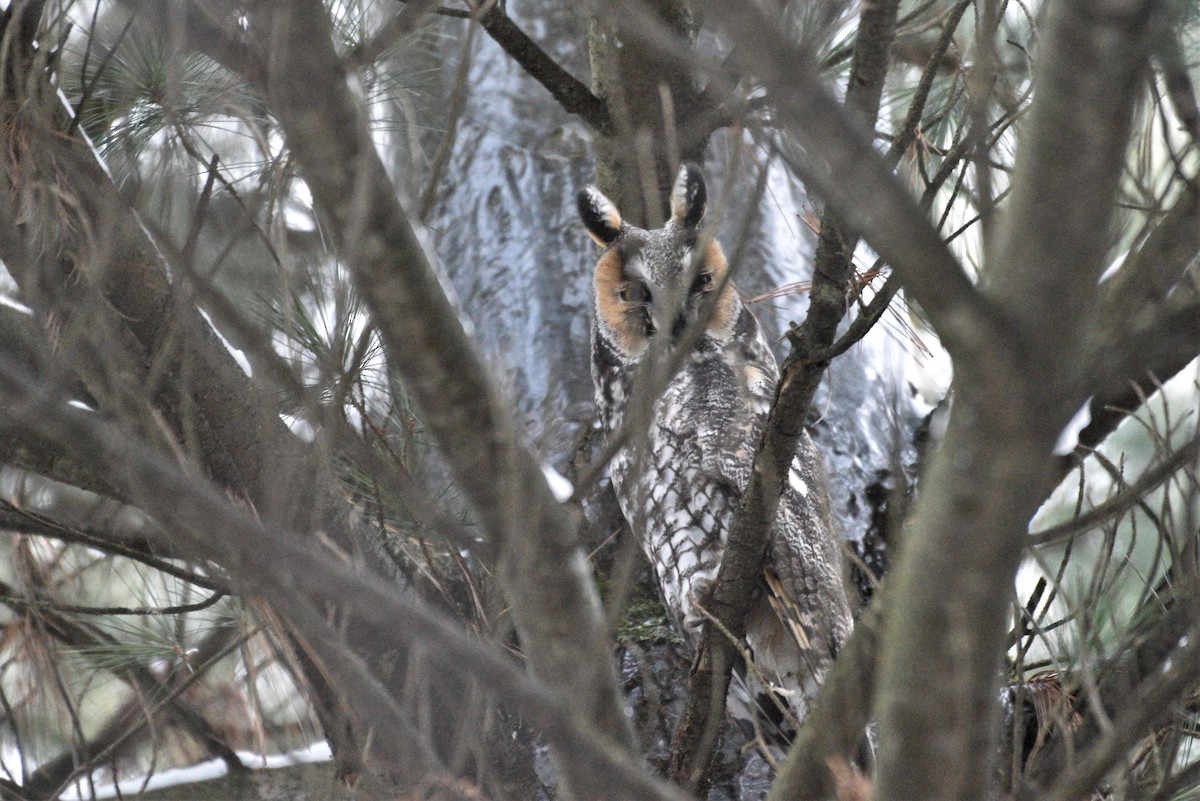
0, 294, 33, 315
60, 742, 333, 800
199, 308, 253, 378
282, 414, 316, 443
1052, 399, 1092, 456
541, 463, 574, 502
788, 465, 808, 497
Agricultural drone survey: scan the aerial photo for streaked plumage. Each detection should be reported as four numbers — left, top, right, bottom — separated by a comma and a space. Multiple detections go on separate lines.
580, 165, 853, 730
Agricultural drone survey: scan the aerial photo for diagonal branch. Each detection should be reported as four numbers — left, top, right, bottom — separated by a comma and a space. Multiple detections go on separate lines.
379, 0, 610, 131
1074, 177, 1200, 454
695, 0, 1005, 370
475, 3, 611, 133
125, 1, 639, 795
0, 354, 693, 801
667, 0, 903, 787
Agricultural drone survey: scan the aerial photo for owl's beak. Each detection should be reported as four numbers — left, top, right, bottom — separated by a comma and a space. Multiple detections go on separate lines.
670, 313, 689, 341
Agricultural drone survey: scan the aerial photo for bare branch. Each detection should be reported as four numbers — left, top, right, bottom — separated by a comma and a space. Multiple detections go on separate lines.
669, 0, 903, 786
692, 0, 1005, 369
475, 4, 611, 133
1076, 178, 1200, 454
0, 356, 694, 801
195, 5, 638, 792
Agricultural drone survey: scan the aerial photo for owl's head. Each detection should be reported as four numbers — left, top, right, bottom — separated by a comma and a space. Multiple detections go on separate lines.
578, 164, 738, 360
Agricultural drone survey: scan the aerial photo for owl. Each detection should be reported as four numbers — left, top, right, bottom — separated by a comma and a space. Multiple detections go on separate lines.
579, 164, 854, 732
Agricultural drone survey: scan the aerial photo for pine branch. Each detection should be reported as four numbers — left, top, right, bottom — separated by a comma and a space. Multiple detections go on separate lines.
0, 583, 243, 801
11, 624, 247, 801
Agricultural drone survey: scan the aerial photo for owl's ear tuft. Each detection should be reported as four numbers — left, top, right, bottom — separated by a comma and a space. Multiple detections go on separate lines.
577, 186, 623, 246
670, 163, 707, 227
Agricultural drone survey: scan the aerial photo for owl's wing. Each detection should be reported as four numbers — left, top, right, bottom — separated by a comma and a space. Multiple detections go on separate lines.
768, 434, 854, 665
698, 309, 853, 679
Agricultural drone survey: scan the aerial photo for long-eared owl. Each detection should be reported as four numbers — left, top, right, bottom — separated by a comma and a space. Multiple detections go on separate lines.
579, 164, 853, 728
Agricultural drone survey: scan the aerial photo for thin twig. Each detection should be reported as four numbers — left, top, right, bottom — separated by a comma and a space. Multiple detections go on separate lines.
0, 588, 226, 616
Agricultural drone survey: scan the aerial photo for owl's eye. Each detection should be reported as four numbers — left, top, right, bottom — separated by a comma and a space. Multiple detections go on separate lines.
618, 282, 651, 304
690, 272, 714, 293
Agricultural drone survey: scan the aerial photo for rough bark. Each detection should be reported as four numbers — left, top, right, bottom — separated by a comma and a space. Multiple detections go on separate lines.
587, 0, 708, 225
874, 2, 1160, 799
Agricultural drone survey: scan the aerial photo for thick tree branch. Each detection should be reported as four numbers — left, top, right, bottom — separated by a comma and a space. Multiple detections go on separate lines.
1098, 178, 1198, 329
1076, 285, 1200, 452
873, 2, 1163, 800
128, 2, 637, 794
1073, 177, 1200, 454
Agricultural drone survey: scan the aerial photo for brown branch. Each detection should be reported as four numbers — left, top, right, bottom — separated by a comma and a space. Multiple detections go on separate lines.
668, 0, 903, 788
0, 356, 694, 801
475, 4, 611, 133
376, 0, 617, 142
1096, 178, 1197, 349
0, 587, 226, 616
886, 0, 972, 164
1074, 177, 1200, 454
113, 3, 640, 795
